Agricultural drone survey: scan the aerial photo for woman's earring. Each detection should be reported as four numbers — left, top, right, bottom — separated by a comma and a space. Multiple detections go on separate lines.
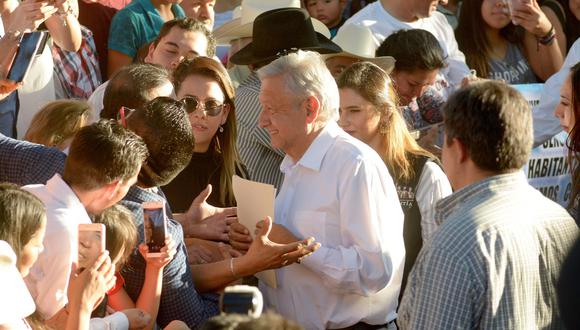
379, 122, 388, 135
219, 125, 224, 133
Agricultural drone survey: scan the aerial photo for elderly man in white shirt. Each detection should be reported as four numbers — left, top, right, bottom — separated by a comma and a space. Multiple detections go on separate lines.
23, 121, 148, 322
232, 50, 405, 330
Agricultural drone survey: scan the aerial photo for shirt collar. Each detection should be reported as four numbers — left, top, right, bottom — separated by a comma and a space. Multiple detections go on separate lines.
434, 171, 527, 225
280, 121, 340, 174
46, 174, 85, 209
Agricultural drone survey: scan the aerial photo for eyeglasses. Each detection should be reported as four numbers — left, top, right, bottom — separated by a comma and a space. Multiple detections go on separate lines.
117, 106, 136, 128
181, 96, 225, 117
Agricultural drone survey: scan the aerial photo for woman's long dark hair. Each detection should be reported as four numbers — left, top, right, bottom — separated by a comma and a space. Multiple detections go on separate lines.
566, 63, 580, 209
456, 0, 524, 78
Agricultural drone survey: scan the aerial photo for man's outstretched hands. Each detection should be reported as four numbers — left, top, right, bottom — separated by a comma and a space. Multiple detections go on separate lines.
239, 217, 321, 272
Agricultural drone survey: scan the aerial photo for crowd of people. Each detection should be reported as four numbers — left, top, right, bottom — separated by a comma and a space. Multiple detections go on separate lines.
0, 0, 580, 329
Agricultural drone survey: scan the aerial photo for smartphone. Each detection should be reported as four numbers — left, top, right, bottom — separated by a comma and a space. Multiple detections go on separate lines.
7, 31, 49, 83
219, 285, 263, 318
142, 201, 167, 257
78, 223, 106, 272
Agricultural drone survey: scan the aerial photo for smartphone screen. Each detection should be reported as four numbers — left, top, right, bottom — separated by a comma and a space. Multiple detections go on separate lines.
7, 31, 48, 83
78, 224, 105, 272
143, 202, 167, 255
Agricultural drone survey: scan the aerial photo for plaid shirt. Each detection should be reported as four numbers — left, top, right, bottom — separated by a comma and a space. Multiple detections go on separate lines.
235, 73, 285, 189
52, 26, 102, 99
398, 172, 578, 329
0, 134, 65, 185
121, 186, 219, 329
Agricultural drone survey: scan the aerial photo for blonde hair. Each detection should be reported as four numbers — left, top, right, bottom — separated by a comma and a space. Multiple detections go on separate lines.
337, 61, 435, 181
24, 100, 91, 150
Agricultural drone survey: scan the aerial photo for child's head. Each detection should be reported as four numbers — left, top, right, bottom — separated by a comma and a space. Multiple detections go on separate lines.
24, 100, 92, 151
92, 204, 138, 268
305, 0, 347, 29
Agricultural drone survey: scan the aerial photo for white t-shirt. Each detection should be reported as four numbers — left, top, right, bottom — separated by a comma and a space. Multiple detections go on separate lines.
343, 1, 471, 89
533, 38, 580, 146
23, 174, 92, 320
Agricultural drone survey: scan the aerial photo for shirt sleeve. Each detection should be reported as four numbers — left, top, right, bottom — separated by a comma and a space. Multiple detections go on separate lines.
415, 161, 452, 243
533, 39, 580, 146
108, 10, 140, 58
89, 312, 129, 330
398, 244, 479, 329
301, 157, 405, 296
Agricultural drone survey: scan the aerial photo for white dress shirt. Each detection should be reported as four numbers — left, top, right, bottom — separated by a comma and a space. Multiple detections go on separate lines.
23, 174, 92, 320
343, 1, 471, 89
416, 161, 452, 243
533, 38, 580, 146
260, 122, 406, 330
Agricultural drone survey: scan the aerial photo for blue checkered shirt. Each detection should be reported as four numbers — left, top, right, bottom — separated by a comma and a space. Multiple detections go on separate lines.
121, 186, 218, 329
0, 134, 65, 185
398, 172, 579, 329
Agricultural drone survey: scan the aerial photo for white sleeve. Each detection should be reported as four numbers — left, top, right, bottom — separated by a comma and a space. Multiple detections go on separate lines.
437, 14, 471, 88
533, 40, 580, 146
301, 158, 405, 296
89, 312, 130, 330
25, 221, 75, 320
415, 161, 452, 243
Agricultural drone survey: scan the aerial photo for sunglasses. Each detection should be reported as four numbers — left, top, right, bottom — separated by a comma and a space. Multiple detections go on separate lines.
181, 96, 225, 117
117, 106, 136, 128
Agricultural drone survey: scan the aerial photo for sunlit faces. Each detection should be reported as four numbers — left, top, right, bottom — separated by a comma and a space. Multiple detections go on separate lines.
181, 0, 215, 29
554, 75, 575, 133
481, 0, 510, 29
338, 88, 382, 146
325, 56, 359, 79
177, 74, 229, 153
17, 217, 46, 277
258, 75, 308, 159
305, 0, 347, 28
145, 27, 209, 71
391, 69, 439, 106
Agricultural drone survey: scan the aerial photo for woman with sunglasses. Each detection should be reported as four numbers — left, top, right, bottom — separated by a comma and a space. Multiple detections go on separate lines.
163, 57, 247, 216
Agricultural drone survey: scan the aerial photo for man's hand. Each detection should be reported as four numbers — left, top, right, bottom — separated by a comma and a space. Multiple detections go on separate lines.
185, 238, 242, 264
191, 213, 238, 241
120, 308, 151, 330
228, 221, 252, 252
0, 79, 21, 101
255, 219, 299, 244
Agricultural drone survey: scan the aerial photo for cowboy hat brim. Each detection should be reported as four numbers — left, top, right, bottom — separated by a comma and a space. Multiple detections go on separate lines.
229, 32, 341, 65
322, 53, 396, 74
214, 17, 331, 45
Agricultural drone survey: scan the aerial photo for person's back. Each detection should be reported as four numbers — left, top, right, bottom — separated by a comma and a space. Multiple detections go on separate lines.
415, 172, 575, 328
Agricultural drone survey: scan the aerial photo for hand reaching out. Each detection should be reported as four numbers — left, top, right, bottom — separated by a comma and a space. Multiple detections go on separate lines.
6, 0, 58, 33
511, 0, 552, 37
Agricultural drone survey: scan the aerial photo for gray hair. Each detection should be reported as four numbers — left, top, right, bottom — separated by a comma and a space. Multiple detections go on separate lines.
257, 50, 339, 123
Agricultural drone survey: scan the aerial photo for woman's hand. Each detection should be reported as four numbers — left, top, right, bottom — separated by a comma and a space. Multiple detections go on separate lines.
5, 0, 58, 33
68, 251, 116, 312
511, 0, 552, 37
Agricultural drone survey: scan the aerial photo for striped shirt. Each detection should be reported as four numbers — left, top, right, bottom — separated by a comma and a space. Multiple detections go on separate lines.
398, 172, 578, 329
235, 72, 285, 189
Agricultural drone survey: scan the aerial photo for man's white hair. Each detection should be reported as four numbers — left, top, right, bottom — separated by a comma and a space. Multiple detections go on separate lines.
257, 50, 339, 123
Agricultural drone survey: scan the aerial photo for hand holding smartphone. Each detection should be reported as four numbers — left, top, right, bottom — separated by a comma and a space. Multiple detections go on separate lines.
78, 223, 106, 272
142, 201, 167, 257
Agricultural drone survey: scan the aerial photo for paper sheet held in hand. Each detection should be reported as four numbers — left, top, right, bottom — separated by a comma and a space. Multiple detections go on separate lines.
232, 175, 277, 288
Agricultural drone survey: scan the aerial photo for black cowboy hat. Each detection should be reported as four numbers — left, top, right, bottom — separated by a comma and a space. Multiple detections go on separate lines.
229, 7, 342, 65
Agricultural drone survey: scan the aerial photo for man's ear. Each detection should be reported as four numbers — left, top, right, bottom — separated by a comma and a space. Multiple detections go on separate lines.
144, 42, 156, 63
104, 180, 122, 201
304, 96, 320, 124
453, 137, 469, 164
